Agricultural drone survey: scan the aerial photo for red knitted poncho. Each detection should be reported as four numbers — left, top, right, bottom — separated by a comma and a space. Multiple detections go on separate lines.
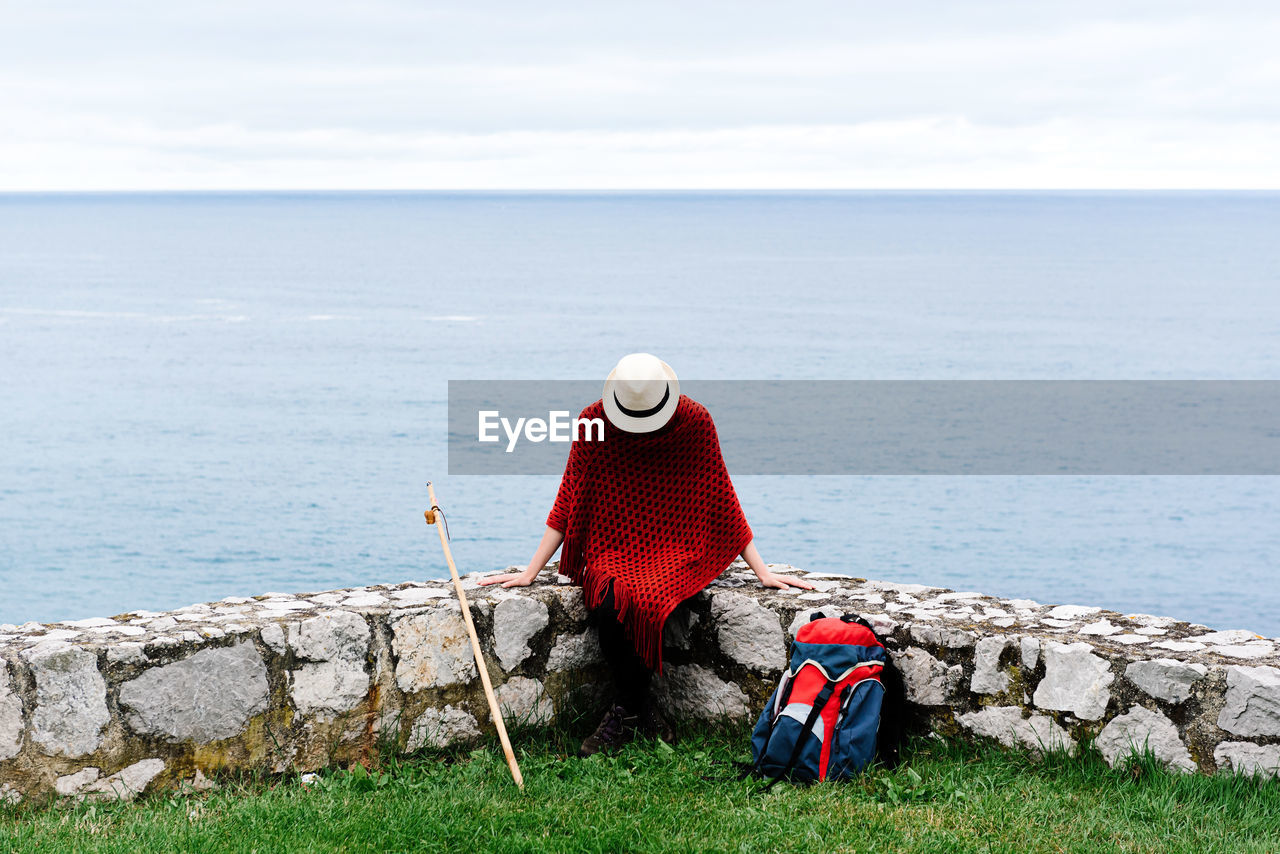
547, 394, 753, 672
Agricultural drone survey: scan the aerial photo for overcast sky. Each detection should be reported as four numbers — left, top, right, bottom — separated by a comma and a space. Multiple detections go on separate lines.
2, 1, 1278, 190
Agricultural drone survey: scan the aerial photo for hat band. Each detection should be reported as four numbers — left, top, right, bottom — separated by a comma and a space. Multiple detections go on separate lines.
613, 383, 671, 419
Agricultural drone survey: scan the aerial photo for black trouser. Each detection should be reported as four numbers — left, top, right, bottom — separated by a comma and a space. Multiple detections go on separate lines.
590, 583, 651, 714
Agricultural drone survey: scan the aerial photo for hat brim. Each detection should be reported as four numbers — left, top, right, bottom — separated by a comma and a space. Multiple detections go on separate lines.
602, 360, 681, 433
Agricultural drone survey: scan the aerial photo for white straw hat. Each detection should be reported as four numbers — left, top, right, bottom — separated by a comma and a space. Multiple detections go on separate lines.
602, 353, 681, 433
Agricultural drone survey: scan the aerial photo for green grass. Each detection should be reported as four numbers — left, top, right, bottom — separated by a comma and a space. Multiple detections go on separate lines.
2, 724, 1278, 854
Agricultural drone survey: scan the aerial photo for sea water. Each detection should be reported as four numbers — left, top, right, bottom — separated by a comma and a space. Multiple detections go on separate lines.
1, 192, 1277, 633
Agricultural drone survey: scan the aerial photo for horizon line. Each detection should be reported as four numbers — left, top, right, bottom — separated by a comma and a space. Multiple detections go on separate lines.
2, 188, 1279, 196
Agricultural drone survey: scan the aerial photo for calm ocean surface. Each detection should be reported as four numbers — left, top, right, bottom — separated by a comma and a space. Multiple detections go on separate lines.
1, 192, 1278, 634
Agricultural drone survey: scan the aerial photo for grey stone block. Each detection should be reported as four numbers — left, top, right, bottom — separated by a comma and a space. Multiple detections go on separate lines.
406, 705, 480, 752
288, 611, 371, 717
957, 706, 1073, 757
896, 646, 963, 706
118, 642, 269, 743
653, 664, 750, 721
0, 661, 23, 760
546, 629, 603, 672
81, 758, 166, 801
21, 642, 109, 757
971, 635, 1012, 694
1124, 658, 1206, 704
711, 591, 785, 673
1020, 636, 1040, 670
1095, 705, 1194, 772
1217, 665, 1280, 737
493, 597, 550, 671
1033, 642, 1114, 721
392, 604, 478, 692
496, 676, 554, 725
1214, 741, 1280, 777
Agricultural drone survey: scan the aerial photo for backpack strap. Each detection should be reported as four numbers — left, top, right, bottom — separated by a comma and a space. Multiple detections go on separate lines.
751, 670, 801, 776
760, 679, 837, 790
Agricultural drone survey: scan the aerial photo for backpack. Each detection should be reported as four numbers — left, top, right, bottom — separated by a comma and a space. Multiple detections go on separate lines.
750, 612, 903, 784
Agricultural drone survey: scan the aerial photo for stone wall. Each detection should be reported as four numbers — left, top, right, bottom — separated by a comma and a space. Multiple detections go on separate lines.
2, 561, 1279, 804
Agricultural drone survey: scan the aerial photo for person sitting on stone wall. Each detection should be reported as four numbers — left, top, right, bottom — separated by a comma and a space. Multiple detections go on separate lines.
480, 353, 813, 756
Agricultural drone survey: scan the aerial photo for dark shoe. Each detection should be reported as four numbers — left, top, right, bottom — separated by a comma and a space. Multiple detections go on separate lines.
578, 704, 638, 757
638, 704, 676, 745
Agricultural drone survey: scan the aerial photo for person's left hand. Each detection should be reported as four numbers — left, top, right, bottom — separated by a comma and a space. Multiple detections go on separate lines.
756, 571, 815, 590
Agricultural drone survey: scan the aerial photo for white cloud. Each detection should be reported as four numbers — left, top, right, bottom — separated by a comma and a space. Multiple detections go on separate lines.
1, 1, 1278, 188
4, 117, 1276, 190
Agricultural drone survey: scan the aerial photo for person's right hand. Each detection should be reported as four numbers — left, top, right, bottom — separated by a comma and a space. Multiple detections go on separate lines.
478, 568, 539, 588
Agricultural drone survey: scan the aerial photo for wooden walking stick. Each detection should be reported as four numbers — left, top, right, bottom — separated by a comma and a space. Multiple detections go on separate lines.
424, 481, 525, 790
